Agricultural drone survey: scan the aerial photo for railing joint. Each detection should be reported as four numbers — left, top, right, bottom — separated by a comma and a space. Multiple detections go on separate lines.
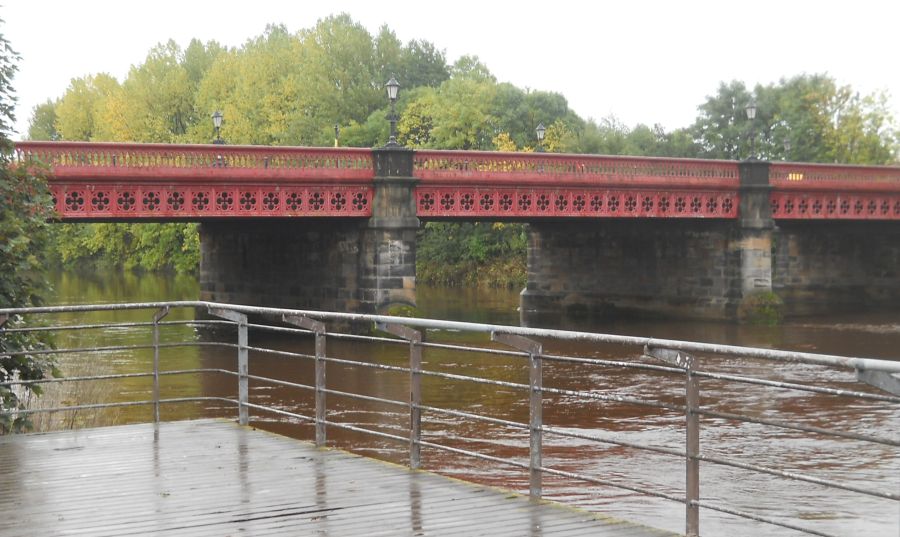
151, 306, 170, 423
857, 368, 900, 396
377, 322, 422, 343
283, 314, 328, 446
644, 344, 695, 369
208, 307, 249, 425
492, 331, 543, 500
283, 314, 325, 334
376, 322, 423, 469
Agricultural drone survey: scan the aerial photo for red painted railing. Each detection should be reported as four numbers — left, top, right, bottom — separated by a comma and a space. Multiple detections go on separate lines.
12, 141, 900, 221
770, 162, 900, 189
769, 162, 900, 220
413, 150, 739, 219
414, 150, 739, 186
15, 142, 375, 219
15, 141, 374, 180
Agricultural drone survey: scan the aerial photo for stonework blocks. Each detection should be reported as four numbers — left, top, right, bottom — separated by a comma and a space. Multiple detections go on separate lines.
521, 221, 745, 323
773, 221, 900, 316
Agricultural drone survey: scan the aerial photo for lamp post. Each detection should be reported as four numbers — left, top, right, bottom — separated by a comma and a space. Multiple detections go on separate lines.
212, 111, 224, 145
783, 138, 791, 161
385, 76, 400, 147
334, 123, 340, 148
745, 100, 757, 159
535, 122, 546, 152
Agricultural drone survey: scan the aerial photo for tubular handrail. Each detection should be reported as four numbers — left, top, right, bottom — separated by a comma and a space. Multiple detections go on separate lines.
2, 300, 899, 372
1, 301, 898, 537
14, 141, 375, 177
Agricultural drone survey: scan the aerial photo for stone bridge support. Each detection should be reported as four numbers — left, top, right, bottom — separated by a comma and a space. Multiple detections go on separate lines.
199, 148, 419, 316
196, 145, 899, 323
520, 161, 777, 324
773, 221, 900, 316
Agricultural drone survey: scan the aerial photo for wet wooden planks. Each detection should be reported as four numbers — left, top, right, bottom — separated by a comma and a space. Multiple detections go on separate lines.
0, 420, 675, 536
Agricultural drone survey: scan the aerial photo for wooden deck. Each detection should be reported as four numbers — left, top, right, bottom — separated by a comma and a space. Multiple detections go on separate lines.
0, 420, 674, 536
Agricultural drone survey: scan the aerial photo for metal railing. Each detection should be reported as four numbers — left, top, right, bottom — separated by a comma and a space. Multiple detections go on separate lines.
2, 301, 898, 537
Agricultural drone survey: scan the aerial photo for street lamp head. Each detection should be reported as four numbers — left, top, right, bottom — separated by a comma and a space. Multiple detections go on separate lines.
783, 138, 792, 155
745, 100, 757, 121
386, 76, 400, 102
212, 110, 223, 129
535, 122, 546, 142
385, 77, 401, 147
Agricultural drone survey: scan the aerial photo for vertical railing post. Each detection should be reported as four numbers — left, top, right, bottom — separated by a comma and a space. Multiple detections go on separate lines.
409, 332, 422, 470
492, 332, 543, 499
151, 306, 170, 423
209, 307, 250, 425
645, 345, 700, 536
284, 315, 328, 447
685, 356, 700, 536
237, 316, 248, 425
379, 323, 423, 470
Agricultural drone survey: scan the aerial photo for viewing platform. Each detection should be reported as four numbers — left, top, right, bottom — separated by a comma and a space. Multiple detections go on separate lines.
1, 302, 897, 536
0, 419, 672, 537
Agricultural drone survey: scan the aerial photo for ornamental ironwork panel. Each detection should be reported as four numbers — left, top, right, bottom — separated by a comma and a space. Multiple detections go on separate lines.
49, 184, 373, 219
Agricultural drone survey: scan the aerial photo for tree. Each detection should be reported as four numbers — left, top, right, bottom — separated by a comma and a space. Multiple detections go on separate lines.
543, 119, 577, 153
27, 100, 58, 140
374, 25, 403, 81
762, 75, 897, 164
54, 73, 120, 141
0, 19, 55, 433
400, 39, 449, 88
691, 75, 898, 164
99, 41, 195, 142
691, 80, 752, 159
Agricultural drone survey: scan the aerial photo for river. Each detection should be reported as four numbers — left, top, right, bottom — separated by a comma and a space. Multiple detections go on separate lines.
36, 269, 900, 537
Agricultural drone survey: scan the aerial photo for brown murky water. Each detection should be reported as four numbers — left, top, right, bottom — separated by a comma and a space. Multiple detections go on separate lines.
42, 271, 900, 536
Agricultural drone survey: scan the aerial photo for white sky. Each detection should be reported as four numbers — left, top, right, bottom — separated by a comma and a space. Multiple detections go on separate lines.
4, 0, 899, 140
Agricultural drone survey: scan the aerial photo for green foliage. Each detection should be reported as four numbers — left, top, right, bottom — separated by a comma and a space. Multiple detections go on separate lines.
46, 223, 199, 274
692, 74, 898, 164
27, 100, 58, 140
416, 222, 526, 288
737, 291, 784, 326
0, 20, 55, 433
112, 41, 196, 142
396, 69, 579, 152
55, 73, 120, 141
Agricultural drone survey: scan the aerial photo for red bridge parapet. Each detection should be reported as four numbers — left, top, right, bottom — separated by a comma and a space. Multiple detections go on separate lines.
15, 141, 375, 219
413, 150, 740, 219
769, 162, 900, 220
12, 141, 900, 221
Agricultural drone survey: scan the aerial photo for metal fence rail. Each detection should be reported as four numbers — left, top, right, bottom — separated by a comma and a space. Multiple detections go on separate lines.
2, 301, 898, 537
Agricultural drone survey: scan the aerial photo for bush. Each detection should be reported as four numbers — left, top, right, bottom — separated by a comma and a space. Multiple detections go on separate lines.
0, 20, 56, 433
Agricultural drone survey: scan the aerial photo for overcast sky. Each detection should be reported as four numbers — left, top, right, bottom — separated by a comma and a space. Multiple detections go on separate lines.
5, 0, 899, 140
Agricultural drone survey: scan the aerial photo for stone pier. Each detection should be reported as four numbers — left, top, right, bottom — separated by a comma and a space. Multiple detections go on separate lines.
520, 160, 780, 324
199, 147, 420, 315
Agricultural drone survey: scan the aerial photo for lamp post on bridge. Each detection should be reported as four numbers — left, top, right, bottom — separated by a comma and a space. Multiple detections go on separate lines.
212, 111, 224, 145
368, 75, 418, 315
385, 76, 400, 147
745, 100, 757, 160
736, 96, 777, 323
535, 122, 546, 152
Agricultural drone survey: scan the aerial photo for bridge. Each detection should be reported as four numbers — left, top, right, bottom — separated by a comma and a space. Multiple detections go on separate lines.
14, 141, 900, 321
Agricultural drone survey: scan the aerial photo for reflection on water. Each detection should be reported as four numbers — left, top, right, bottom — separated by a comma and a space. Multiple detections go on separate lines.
40, 270, 900, 536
